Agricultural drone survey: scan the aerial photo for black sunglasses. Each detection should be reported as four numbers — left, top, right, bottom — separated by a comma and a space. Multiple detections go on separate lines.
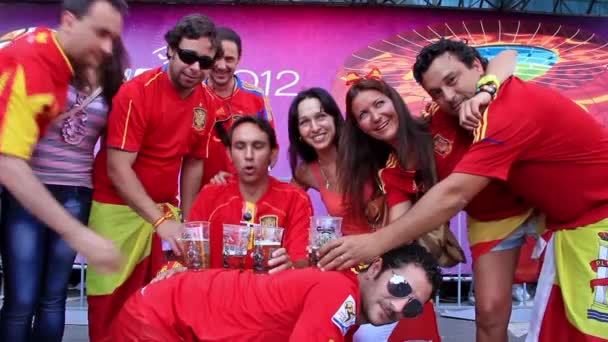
387, 271, 424, 318
175, 47, 215, 70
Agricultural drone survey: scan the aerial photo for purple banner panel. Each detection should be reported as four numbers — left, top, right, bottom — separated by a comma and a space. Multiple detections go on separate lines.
3, 4, 608, 273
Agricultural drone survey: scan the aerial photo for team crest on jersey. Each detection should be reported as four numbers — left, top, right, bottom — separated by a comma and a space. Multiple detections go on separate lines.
192, 107, 207, 131
331, 295, 357, 335
259, 215, 278, 227
433, 134, 452, 157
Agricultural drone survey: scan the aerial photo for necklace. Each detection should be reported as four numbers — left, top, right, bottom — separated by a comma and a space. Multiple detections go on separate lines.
317, 161, 332, 190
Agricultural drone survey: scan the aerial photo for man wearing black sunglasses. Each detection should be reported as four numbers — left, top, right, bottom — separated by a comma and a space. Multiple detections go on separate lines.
109, 244, 441, 342
180, 27, 276, 216
87, 14, 219, 340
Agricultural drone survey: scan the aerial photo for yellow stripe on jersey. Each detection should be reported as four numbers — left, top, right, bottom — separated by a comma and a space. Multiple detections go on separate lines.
473, 107, 490, 143
378, 153, 400, 193
144, 71, 163, 87
0, 72, 9, 94
244, 201, 256, 224
1, 65, 54, 159
244, 201, 257, 250
421, 102, 440, 119
241, 81, 264, 94
387, 153, 399, 168
50, 32, 73, 75
263, 95, 274, 122
120, 99, 133, 149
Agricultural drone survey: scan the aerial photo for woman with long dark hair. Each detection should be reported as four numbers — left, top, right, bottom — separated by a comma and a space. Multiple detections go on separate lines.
340, 77, 437, 218
338, 76, 443, 341
288, 87, 374, 235
0, 39, 129, 342
326, 49, 521, 342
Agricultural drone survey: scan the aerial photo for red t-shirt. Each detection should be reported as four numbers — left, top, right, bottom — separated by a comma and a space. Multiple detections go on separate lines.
200, 76, 274, 186
454, 77, 608, 230
378, 153, 417, 209
427, 104, 529, 221
118, 268, 360, 341
188, 177, 312, 267
0, 27, 73, 159
93, 67, 212, 205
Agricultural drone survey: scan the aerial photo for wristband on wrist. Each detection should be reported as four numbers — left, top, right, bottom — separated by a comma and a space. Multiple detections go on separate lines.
476, 74, 500, 99
153, 211, 174, 229
477, 74, 501, 89
476, 83, 498, 98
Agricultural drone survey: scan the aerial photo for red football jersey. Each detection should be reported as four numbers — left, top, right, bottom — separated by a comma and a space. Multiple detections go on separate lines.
378, 153, 417, 209
188, 177, 312, 267
0, 27, 73, 159
199, 76, 274, 186
427, 104, 529, 221
455, 77, 608, 230
112, 268, 360, 341
93, 66, 213, 205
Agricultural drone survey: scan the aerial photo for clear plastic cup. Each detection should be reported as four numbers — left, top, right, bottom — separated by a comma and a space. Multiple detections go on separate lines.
308, 216, 343, 265
181, 221, 210, 270
222, 224, 251, 270
252, 226, 284, 273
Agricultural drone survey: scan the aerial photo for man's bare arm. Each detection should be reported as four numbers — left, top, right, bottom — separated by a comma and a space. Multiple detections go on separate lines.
317, 173, 491, 270
107, 148, 184, 254
180, 156, 203, 219
0, 155, 122, 272
107, 148, 164, 223
376, 173, 491, 251
487, 49, 518, 83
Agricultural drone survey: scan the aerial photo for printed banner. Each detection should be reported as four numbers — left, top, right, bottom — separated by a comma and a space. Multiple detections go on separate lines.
3, 3, 608, 273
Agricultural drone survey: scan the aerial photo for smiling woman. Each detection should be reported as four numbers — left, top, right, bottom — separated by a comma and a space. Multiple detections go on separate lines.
288, 87, 375, 236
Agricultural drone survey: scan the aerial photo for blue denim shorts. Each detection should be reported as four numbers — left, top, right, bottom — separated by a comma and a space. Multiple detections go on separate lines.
491, 215, 540, 252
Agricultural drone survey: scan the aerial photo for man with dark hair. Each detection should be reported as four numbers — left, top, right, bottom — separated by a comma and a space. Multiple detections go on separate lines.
62, 0, 127, 18
110, 243, 440, 342
86, 14, 218, 341
409, 44, 536, 342
0, 0, 126, 274
181, 27, 275, 217
320, 39, 608, 341
187, 116, 311, 270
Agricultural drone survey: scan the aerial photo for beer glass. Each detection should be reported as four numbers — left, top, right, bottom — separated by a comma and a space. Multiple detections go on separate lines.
308, 216, 343, 265
181, 221, 210, 270
252, 226, 284, 273
223, 224, 251, 269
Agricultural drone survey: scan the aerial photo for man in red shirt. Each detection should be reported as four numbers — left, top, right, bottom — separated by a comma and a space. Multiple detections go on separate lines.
188, 116, 312, 270
110, 243, 440, 342
86, 14, 218, 341
368, 50, 532, 342
0, 0, 126, 273
321, 39, 608, 341
182, 28, 275, 216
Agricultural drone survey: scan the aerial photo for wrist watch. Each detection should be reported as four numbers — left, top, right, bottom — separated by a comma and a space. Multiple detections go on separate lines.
476, 74, 500, 99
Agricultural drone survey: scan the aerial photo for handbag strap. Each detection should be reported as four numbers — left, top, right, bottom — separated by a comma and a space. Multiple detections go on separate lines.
55, 86, 102, 122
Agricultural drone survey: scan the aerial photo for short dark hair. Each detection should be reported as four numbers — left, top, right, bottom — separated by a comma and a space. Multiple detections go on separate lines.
62, 0, 128, 17
229, 116, 278, 150
287, 87, 343, 178
217, 27, 242, 58
371, 243, 442, 299
413, 38, 488, 84
164, 14, 219, 53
